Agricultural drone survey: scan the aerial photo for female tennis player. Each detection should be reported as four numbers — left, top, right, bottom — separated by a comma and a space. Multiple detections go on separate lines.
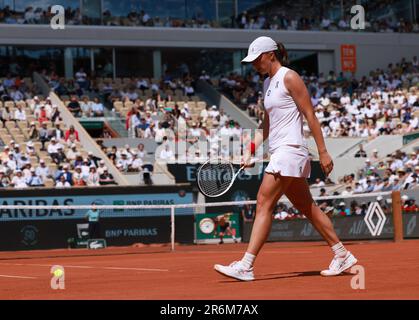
214, 36, 358, 281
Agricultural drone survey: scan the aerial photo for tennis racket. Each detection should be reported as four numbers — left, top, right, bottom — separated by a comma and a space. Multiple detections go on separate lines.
196, 158, 256, 197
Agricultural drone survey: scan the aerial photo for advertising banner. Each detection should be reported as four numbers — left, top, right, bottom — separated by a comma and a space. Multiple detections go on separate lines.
0, 192, 193, 221
341, 44, 357, 72
242, 213, 419, 242
0, 215, 194, 251
195, 212, 241, 244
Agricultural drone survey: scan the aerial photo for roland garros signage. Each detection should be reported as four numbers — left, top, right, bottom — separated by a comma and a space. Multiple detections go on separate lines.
341, 44, 356, 72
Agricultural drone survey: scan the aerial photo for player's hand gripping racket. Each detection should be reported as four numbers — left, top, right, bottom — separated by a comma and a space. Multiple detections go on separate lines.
197, 158, 257, 197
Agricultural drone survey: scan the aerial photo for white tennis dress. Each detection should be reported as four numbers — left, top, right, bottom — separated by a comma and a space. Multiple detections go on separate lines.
263, 66, 311, 178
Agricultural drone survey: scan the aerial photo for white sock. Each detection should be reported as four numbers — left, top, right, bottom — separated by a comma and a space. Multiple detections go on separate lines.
331, 242, 347, 258
241, 252, 256, 269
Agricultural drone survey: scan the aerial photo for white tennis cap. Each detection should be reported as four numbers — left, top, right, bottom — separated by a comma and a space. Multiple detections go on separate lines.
241, 36, 278, 63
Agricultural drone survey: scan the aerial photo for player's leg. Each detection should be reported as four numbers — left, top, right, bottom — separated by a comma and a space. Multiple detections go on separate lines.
219, 231, 224, 244
214, 173, 293, 280
224, 226, 237, 243
246, 173, 293, 255
284, 178, 338, 245
227, 226, 238, 242
285, 178, 358, 276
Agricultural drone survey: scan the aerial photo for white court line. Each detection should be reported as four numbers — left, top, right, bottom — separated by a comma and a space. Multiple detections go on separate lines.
0, 263, 168, 272
103, 267, 168, 272
0, 274, 38, 279
178, 250, 313, 254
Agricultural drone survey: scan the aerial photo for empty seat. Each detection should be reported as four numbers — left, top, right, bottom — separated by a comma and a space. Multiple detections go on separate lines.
30, 157, 38, 167
14, 135, 26, 144
44, 179, 55, 188
9, 127, 21, 136
16, 101, 27, 108
197, 101, 207, 109
5, 121, 16, 129
48, 163, 58, 174
188, 101, 197, 110
113, 101, 123, 111
33, 142, 42, 152
124, 101, 134, 108
38, 150, 49, 159
17, 121, 28, 130
27, 116, 36, 124
176, 101, 185, 108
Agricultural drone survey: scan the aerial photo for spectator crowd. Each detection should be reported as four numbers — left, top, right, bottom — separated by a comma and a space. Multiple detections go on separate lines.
222, 56, 418, 139
1, 1, 418, 32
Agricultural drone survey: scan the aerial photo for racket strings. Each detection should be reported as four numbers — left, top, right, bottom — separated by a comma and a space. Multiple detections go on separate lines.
197, 161, 235, 197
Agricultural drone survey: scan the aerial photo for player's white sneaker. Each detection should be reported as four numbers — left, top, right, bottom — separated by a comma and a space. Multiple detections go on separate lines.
214, 261, 255, 281
320, 251, 358, 276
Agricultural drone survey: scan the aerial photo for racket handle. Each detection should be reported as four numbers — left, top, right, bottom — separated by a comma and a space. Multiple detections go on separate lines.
240, 157, 258, 169
246, 161, 256, 168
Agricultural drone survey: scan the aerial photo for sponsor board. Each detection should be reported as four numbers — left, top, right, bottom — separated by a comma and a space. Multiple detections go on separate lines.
0, 216, 194, 251
242, 213, 419, 242
195, 212, 241, 244
87, 239, 107, 249
0, 192, 193, 221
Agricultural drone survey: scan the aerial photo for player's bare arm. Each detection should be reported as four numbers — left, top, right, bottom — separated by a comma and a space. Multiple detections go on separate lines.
284, 70, 334, 176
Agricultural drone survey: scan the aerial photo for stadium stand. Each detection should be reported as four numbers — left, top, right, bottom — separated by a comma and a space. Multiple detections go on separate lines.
3, 49, 415, 192
1, 0, 417, 32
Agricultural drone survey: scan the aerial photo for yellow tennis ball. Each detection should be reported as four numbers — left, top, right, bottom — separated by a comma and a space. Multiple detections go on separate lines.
53, 268, 64, 278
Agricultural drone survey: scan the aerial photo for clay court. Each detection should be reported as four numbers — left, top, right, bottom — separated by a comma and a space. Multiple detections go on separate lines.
0, 240, 418, 300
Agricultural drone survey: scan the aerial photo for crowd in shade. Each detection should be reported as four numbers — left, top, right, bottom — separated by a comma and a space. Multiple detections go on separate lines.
0, 74, 38, 102
222, 56, 418, 138
0, 1, 418, 32
40, 68, 104, 118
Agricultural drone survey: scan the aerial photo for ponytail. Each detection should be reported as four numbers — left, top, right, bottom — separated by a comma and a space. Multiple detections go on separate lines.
275, 42, 289, 66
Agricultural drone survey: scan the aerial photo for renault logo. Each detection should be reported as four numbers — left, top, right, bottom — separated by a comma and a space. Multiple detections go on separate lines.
364, 202, 386, 236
